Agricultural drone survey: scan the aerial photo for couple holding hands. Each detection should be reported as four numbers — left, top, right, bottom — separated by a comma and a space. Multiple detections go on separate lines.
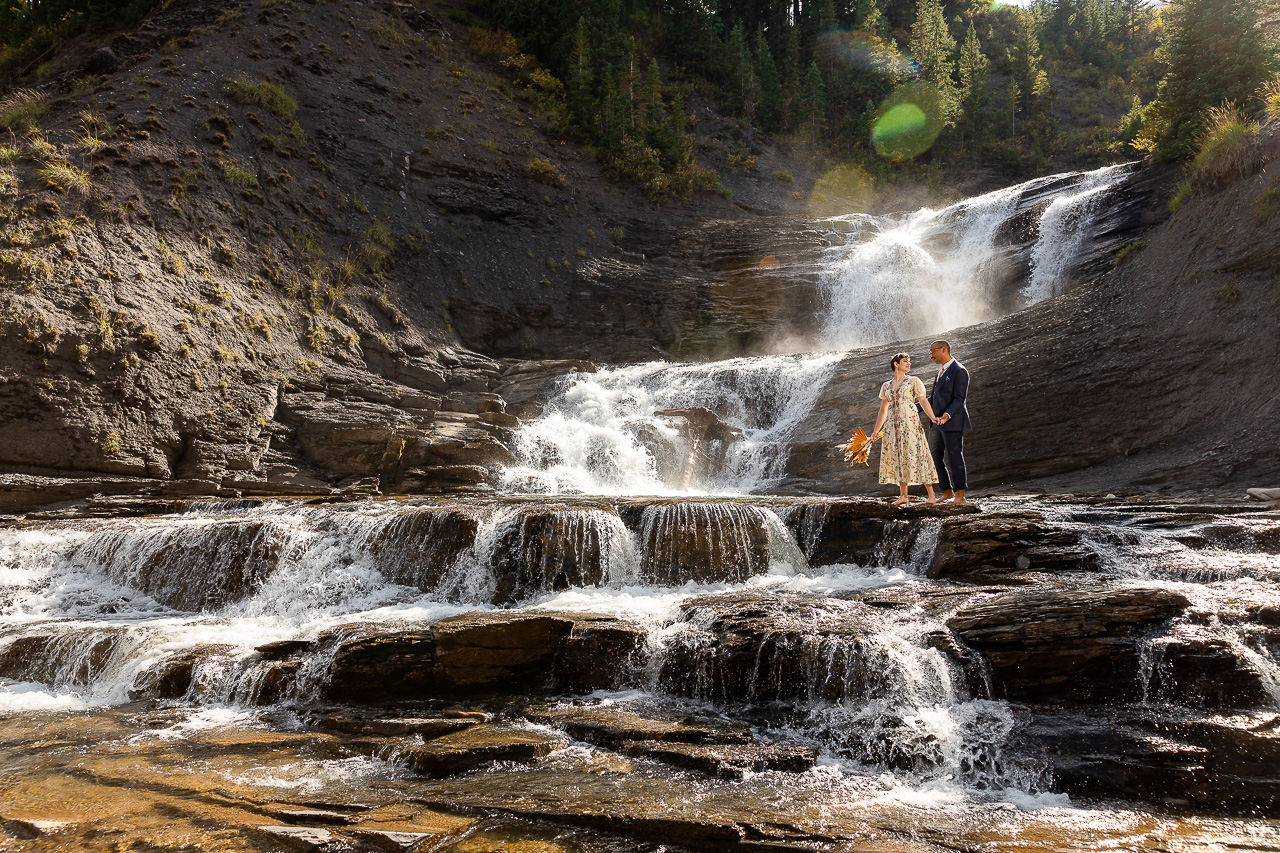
870, 340, 971, 506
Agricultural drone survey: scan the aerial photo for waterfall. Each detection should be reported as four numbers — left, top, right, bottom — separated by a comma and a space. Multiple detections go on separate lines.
818, 164, 1132, 349
498, 353, 843, 496
1024, 164, 1130, 302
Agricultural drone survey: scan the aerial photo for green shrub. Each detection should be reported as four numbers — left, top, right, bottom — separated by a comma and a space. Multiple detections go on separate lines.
225, 78, 298, 120
773, 169, 794, 183
525, 157, 565, 187
1192, 105, 1262, 188
1114, 240, 1143, 266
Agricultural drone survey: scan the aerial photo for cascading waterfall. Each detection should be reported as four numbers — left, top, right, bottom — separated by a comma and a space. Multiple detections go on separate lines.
1024, 164, 1130, 302
500, 166, 1133, 498
818, 164, 1132, 350
499, 353, 843, 496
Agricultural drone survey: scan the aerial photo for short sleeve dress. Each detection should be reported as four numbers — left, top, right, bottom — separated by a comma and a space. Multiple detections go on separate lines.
878, 375, 939, 486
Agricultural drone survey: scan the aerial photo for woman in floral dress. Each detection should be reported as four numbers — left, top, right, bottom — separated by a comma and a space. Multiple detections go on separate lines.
871, 352, 941, 506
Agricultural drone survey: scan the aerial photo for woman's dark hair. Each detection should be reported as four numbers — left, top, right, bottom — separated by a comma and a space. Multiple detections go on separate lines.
890, 352, 910, 371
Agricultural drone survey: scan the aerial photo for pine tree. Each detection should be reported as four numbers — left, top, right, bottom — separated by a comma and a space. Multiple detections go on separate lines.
1029, 68, 1056, 147
641, 59, 667, 133
955, 20, 990, 154
566, 17, 596, 132
858, 0, 890, 38
801, 60, 827, 137
723, 22, 759, 119
909, 0, 958, 120
1006, 79, 1020, 138
754, 28, 785, 132
1137, 0, 1275, 158
1011, 12, 1042, 116
782, 24, 803, 130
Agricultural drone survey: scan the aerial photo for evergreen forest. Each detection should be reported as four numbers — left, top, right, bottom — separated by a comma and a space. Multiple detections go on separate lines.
2, 0, 1278, 194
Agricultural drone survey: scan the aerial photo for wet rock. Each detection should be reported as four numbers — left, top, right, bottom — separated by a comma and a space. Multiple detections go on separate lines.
1147, 636, 1273, 709
0, 630, 130, 686
491, 508, 626, 604
272, 808, 357, 826
659, 591, 892, 703
111, 518, 287, 610
787, 499, 978, 567
128, 644, 235, 700
1029, 711, 1280, 816
619, 740, 818, 779
927, 511, 1102, 583
949, 586, 1190, 703
324, 612, 647, 702
314, 716, 477, 739
524, 704, 752, 746
393, 724, 566, 777
553, 619, 648, 693
256, 640, 316, 660
0, 818, 71, 839
354, 828, 436, 850
254, 825, 335, 850
365, 507, 478, 591
632, 502, 770, 584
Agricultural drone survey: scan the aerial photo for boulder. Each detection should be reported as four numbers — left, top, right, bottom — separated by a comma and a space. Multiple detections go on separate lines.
927, 511, 1102, 583
629, 502, 770, 584
365, 507, 479, 591
948, 586, 1190, 703
1029, 710, 1280, 816
658, 591, 894, 703
324, 612, 648, 702
524, 704, 752, 746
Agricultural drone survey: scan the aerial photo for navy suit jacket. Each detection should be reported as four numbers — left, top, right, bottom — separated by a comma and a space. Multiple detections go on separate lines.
930, 360, 971, 432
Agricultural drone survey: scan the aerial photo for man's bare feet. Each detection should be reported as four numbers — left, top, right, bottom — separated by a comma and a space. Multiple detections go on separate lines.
953, 490, 966, 504
940, 490, 955, 502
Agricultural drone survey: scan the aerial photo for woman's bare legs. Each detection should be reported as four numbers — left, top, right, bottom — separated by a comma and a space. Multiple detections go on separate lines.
893, 483, 910, 506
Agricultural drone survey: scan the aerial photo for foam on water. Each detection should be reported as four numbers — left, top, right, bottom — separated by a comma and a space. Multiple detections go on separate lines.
499, 353, 843, 496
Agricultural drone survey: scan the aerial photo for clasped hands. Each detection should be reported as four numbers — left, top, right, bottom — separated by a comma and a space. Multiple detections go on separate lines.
931, 413, 950, 425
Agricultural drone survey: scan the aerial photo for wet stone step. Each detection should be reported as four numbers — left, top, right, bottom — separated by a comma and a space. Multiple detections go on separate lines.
926, 511, 1102, 583
313, 715, 479, 738
353, 724, 567, 777
948, 585, 1191, 704
619, 740, 819, 779
324, 611, 647, 702
525, 703, 752, 745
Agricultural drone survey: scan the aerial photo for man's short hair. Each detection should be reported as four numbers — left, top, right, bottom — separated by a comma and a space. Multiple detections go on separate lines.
930, 340, 951, 353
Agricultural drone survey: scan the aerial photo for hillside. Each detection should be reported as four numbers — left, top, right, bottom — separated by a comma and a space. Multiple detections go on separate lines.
0, 0, 829, 508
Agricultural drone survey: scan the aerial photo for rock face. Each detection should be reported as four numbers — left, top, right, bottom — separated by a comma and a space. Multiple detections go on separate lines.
323, 611, 647, 702
948, 586, 1190, 703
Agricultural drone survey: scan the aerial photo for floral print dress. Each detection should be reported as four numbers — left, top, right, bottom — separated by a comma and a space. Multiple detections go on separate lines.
878, 375, 939, 486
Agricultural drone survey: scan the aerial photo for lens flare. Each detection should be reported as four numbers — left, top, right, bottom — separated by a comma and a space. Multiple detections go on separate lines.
871, 82, 946, 161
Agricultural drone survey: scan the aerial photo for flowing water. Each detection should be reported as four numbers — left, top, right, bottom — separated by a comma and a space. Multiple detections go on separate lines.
501, 166, 1133, 497
6, 168, 1278, 850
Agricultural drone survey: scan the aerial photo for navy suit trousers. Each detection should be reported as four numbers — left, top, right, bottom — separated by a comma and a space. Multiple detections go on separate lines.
928, 429, 966, 491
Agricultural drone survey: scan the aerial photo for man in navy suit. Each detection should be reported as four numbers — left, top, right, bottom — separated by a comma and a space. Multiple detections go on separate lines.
927, 340, 971, 504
